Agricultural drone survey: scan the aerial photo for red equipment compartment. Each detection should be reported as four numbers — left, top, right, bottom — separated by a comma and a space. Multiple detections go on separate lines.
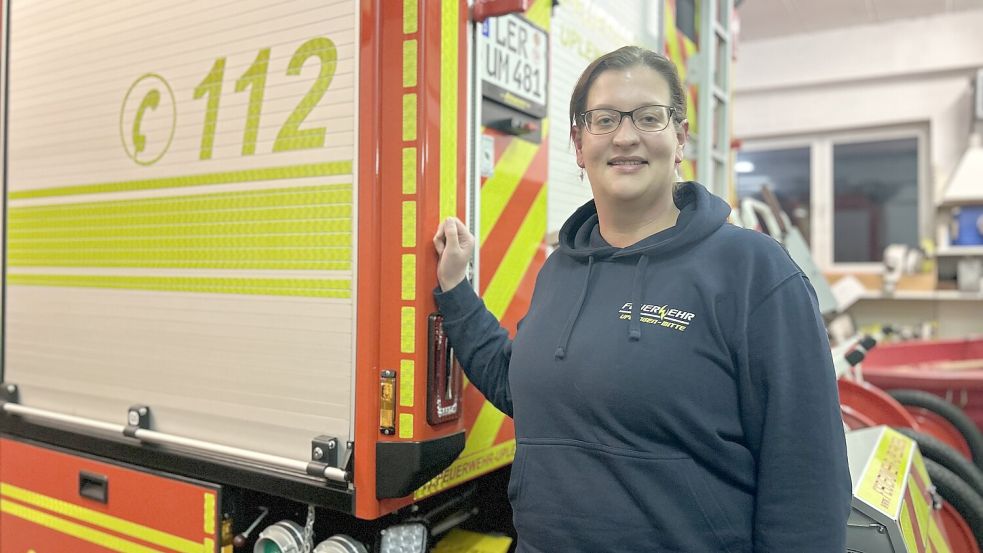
861, 338, 983, 431
0, 437, 221, 552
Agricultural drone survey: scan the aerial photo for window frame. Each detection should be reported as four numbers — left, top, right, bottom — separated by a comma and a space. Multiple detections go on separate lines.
737, 125, 930, 272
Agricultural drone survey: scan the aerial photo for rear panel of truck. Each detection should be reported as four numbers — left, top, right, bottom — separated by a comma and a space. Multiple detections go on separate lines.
3, 0, 358, 464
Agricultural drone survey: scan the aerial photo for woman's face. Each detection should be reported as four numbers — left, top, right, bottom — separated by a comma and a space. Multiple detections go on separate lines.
573, 66, 687, 209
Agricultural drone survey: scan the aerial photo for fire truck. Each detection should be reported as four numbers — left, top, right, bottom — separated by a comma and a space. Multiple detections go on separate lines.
0, 0, 657, 550
2, 1, 949, 552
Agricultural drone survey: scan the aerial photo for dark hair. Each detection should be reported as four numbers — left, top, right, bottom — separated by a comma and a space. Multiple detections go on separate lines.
569, 46, 686, 131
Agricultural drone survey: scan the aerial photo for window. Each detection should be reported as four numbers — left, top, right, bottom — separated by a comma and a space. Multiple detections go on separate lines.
833, 138, 919, 263
736, 147, 811, 245
736, 130, 925, 270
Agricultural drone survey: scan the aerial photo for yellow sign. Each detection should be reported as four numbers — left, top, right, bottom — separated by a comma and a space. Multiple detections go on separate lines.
856, 428, 913, 517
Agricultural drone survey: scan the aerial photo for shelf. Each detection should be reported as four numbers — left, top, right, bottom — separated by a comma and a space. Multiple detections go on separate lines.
858, 290, 983, 301
936, 246, 983, 257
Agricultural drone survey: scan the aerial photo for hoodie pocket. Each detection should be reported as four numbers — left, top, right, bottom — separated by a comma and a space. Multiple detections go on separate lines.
509, 438, 747, 553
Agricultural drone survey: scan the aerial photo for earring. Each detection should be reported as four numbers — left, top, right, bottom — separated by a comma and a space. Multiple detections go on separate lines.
579, 168, 585, 182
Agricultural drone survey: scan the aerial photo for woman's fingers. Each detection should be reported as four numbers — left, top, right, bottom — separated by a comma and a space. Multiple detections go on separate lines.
444, 218, 460, 250
433, 223, 446, 255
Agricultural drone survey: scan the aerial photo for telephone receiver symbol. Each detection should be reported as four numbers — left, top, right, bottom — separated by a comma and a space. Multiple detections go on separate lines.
132, 89, 161, 155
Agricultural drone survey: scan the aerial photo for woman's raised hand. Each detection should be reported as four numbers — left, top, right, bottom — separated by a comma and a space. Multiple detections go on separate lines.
433, 217, 474, 291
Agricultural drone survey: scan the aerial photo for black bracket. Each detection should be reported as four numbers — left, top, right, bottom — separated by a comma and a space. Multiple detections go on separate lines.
124, 405, 151, 438
305, 435, 342, 477
0, 384, 19, 407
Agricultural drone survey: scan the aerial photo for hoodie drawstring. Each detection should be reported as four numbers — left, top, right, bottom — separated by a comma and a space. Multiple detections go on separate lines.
554, 256, 594, 360
628, 256, 649, 341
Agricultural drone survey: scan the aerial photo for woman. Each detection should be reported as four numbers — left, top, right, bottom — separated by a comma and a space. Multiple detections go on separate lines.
433, 46, 851, 552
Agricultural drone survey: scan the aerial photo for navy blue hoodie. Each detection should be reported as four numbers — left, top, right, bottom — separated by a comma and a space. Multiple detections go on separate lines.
435, 182, 852, 552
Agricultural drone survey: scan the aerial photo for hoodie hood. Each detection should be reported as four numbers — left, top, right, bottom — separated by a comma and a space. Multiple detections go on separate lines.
551, 181, 730, 359
558, 181, 731, 259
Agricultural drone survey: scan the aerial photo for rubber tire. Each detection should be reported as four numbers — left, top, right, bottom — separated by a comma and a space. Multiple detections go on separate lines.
924, 458, 983, 550
894, 426, 983, 497
888, 388, 983, 470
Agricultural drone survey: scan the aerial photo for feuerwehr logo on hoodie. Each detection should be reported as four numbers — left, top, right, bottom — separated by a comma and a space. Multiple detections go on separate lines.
617, 302, 695, 332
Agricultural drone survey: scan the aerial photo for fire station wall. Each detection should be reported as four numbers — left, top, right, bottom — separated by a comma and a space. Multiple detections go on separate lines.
546, 0, 663, 234
732, 8, 983, 197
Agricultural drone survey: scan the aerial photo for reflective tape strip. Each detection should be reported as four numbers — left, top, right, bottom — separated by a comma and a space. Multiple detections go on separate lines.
899, 501, 919, 553
402, 254, 416, 301
482, 187, 546, 318
401, 306, 415, 353
479, 138, 539, 243
439, 0, 459, 220
400, 359, 415, 407
462, 401, 507, 454
403, 0, 418, 34
403, 39, 418, 87
413, 439, 516, 500
928, 513, 952, 553
402, 147, 417, 194
10, 161, 353, 200
402, 93, 417, 141
909, 459, 931, 552
402, 201, 417, 247
9, 184, 353, 272
664, 4, 681, 70
525, 0, 551, 28
1, 483, 203, 553
399, 413, 414, 439
464, 188, 546, 453
8, 274, 352, 298
203, 493, 215, 535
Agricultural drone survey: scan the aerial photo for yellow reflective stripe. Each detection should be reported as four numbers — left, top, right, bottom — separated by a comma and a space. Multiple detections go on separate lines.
439, 0, 459, 220
203, 493, 215, 535
465, 189, 546, 453
399, 413, 414, 439
403, 94, 417, 141
462, 401, 507, 453
401, 306, 415, 353
11, 184, 351, 218
525, 0, 551, 28
928, 512, 952, 553
11, 220, 352, 241
402, 201, 417, 248
483, 186, 546, 318
664, 4, 681, 70
400, 359, 415, 407
403, 0, 418, 34
414, 439, 515, 500
8, 274, 351, 298
10, 161, 352, 200
1, 483, 203, 553
479, 139, 539, 243
899, 501, 918, 553
402, 254, 416, 301
403, 39, 418, 87
402, 147, 417, 194
8, 184, 353, 272
9, 247, 351, 268
12, 234, 351, 250
910, 453, 932, 551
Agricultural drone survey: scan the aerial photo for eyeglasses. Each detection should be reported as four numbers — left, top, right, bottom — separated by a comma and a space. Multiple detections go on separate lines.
579, 104, 675, 135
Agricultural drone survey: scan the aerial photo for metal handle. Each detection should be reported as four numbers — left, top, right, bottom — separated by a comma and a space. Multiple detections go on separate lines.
1, 402, 348, 483
79, 471, 108, 503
